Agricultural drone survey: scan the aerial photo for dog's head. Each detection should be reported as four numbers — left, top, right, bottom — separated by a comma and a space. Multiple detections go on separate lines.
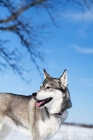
32, 69, 72, 115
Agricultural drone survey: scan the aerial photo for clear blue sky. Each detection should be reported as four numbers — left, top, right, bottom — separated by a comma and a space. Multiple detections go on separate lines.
0, 2, 93, 124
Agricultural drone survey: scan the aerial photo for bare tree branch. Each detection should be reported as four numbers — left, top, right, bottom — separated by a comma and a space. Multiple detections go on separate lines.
0, 25, 17, 31
0, 0, 47, 23
0, 0, 93, 81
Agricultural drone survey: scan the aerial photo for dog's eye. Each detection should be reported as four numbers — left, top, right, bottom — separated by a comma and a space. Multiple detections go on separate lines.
46, 86, 51, 89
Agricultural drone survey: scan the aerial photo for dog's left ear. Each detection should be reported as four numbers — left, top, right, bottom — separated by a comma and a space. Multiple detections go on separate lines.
59, 69, 68, 88
43, 69, 52, 79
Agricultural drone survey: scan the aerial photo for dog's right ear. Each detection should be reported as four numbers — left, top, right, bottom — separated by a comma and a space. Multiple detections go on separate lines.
59, 69, 68, 88
43, 69, 52, 79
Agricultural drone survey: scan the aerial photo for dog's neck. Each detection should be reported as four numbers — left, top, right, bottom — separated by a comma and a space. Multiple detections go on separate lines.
40, 107, 63, 121
40, 107, 50, 121
40, 107, 68, 123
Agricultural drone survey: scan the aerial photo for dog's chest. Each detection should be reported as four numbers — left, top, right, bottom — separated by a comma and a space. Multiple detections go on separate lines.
38, 116, 61, 140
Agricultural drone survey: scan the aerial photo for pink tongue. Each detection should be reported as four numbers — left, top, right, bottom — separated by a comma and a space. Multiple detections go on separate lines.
36, 101, 44, 107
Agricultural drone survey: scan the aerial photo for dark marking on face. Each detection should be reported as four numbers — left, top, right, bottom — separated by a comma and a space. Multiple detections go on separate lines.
61, 88, 72, 111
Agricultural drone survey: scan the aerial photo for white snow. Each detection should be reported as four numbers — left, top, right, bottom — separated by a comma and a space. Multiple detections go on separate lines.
6, 124, 93, 140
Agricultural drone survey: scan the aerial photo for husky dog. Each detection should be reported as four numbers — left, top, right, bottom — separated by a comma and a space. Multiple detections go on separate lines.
0, 69, 72, 140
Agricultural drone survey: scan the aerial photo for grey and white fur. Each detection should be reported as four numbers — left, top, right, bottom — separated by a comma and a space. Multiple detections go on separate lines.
0, 69, 72, 140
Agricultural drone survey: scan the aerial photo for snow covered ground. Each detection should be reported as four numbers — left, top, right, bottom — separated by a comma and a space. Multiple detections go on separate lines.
6, 124, 93, 140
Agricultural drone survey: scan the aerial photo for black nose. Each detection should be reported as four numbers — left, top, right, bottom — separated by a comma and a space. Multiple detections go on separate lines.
32, 92, 37, 97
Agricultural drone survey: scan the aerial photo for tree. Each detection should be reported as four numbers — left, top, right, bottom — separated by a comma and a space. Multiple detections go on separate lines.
0, 0, 93, 82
